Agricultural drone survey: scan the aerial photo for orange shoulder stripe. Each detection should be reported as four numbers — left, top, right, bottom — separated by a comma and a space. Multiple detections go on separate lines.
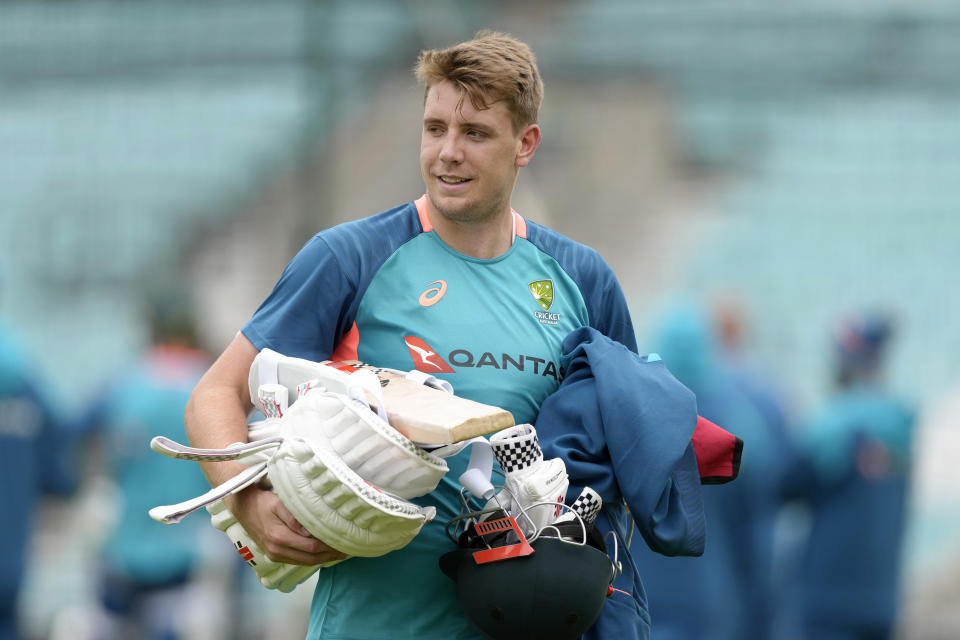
414, 194, 432, 232
512, 209, 527, 239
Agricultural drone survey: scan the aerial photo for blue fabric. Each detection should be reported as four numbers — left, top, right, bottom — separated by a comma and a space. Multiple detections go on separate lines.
536, 326, 706, 640
240, 199, 639, 639
242, 203, 423, 362
243, 202, 637, 429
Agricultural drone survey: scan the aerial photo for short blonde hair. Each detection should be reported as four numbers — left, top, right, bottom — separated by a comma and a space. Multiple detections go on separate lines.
414, 30, 543, 132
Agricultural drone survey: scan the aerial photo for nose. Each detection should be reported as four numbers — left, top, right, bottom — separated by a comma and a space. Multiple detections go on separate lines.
438, 131, 463, 164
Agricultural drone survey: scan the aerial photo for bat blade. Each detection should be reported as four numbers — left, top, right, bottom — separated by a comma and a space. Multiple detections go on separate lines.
250, 350, 514, 445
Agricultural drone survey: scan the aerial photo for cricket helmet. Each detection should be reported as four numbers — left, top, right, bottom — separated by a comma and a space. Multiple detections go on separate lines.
439, 513, 614, 640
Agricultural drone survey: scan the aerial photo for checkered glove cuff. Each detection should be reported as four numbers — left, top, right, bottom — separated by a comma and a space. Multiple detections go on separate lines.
569, 487, 602, 525
490, 424, 543, 474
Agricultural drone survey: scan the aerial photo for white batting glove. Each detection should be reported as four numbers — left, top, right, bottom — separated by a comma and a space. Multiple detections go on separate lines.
487, 424, 570, 534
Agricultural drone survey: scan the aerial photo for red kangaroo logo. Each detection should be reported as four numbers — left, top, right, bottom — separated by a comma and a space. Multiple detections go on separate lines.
404, 336, 454, 373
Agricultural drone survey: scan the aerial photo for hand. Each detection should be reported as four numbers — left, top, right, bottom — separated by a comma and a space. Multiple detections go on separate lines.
227, 485, 347, 565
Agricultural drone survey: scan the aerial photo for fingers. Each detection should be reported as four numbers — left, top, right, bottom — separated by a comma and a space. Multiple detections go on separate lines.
229, 486, 348, 566
266, 499, 349, 565
274, 501, 313, 537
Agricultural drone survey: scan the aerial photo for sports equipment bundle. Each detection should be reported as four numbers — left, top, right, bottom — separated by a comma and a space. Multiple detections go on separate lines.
440, 424, 619, 639
150, 368, 464, 591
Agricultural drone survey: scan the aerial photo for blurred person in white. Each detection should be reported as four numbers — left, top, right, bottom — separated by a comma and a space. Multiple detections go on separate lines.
0, 321, 78, 640
782, 310, 915, 640
75, 293, 214, 639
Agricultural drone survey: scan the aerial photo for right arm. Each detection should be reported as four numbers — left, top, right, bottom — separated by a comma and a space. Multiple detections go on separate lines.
185, 331, 345, 565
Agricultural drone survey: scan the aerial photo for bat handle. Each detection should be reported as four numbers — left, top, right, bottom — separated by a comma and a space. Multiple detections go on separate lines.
148, 462, 269, 525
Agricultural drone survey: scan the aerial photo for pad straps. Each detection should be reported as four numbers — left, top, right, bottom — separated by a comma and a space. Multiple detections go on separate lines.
149, 461, 269, 524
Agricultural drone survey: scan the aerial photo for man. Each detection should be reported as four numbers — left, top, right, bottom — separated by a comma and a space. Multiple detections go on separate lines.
783, 311, 915, 640
186, 31, 710, 638
78, 295, 213, 639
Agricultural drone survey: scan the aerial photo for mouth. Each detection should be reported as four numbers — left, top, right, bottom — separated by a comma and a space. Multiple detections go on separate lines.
437, 175, 471, 186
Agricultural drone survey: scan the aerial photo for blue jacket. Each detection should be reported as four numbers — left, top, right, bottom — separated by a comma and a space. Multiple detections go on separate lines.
536, 326, 712, 640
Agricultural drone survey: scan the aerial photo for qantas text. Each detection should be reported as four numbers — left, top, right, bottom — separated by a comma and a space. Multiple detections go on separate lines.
446, 350, 565, 380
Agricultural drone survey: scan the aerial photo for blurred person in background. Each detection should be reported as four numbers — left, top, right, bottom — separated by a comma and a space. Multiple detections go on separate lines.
74, 292, 214, 640
711, 294, 797, 452
711, 294, 801, 639
632, 299, 786, 640
782, 311, 915, 640
0, 322, 78, 640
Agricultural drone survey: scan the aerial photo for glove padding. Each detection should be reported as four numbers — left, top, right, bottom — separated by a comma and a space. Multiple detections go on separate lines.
207, 499, 329, 593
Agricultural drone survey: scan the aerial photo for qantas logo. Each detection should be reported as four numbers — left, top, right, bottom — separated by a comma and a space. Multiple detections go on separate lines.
404, 336, 563, 380
404, 336, 454, 373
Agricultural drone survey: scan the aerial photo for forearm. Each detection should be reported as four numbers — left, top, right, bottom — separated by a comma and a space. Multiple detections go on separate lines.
184, 331, 259, 488
185, 383, 252, 487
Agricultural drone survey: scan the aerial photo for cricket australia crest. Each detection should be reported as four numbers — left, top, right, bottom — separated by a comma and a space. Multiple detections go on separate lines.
529, 280, 561, 326
529, 280, 554, 311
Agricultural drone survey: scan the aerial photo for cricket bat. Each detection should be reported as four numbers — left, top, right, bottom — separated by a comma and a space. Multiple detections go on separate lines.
250, 349, 514, 445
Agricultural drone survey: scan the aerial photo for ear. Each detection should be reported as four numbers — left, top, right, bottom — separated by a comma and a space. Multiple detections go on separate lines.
515, 124, 541, 168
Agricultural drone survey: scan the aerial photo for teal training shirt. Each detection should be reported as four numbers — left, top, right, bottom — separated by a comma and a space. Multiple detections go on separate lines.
242, 196, 637, 639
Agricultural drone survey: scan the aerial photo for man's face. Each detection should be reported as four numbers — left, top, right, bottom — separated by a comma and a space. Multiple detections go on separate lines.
420, 80, 537, 225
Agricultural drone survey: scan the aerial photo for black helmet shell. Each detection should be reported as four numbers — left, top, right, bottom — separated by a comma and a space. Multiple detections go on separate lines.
440, 537, 613, 640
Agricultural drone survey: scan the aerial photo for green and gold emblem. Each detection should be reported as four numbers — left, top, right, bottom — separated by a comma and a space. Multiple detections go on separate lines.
529, 279, 554, 311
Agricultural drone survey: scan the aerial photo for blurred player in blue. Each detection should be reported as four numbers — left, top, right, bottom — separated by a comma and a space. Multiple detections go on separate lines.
0, 323, 77, 640
77, 294, 213, 640
632, 299, 785, 640
784, 310, 915, 640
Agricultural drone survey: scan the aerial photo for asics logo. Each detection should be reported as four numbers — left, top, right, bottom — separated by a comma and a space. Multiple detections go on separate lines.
418, 280, 447, 307
404, 336, 454, 373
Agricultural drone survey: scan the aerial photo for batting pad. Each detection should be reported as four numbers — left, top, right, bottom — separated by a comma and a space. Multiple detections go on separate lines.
207, 499, 325, 593
279, 389, 448, 499
268, 437, 436, 558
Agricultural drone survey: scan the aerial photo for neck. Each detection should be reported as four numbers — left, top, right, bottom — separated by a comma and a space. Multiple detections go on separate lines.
427, 201, 514, 259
